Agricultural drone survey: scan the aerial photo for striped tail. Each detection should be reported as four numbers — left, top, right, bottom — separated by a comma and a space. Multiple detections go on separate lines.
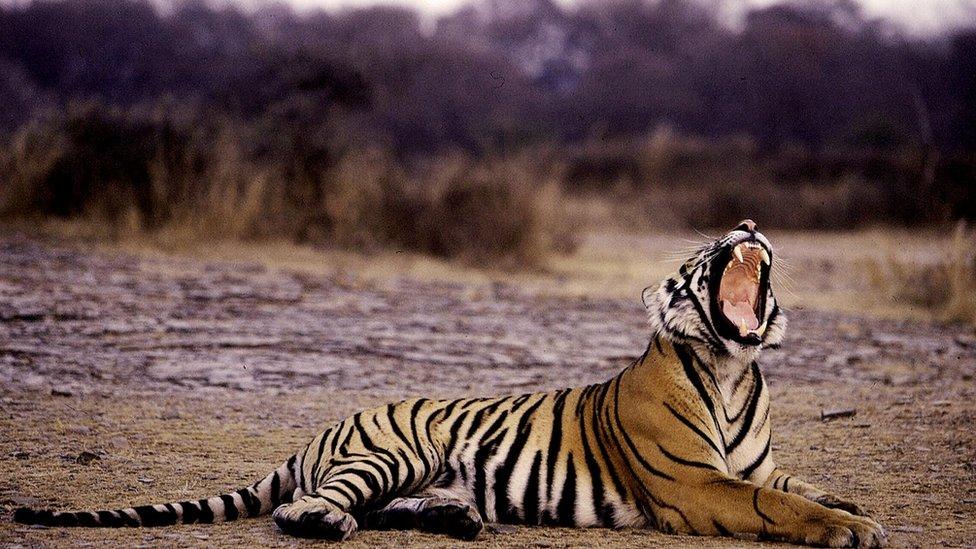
12, 456, 298, 528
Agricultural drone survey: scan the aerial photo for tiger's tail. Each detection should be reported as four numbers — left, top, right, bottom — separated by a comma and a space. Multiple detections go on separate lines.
12, 455, 298, 528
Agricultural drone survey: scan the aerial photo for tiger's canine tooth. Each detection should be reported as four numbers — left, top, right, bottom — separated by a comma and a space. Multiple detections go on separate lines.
733, 245, 744, 263
756, 321, 767, 336
760, 248, 771, 266
738, 320, 749, 337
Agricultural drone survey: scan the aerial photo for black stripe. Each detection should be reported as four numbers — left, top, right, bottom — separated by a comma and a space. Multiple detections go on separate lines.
397, 447, 417, 492
675, 344, 726, 452
510, 393, 533, 413
284, 454, 299, 501
306, 491, 344, 508
408, 400, 433, 474
521, 451, 543, 524
663, 402, 723, 457
331, 421, 349, 455
320, 482, 354, 505
753, 488, 777, 525
544, 390, 570, 501
270, 472, 281, 509
724, 366, 756, 423
440, 398, 464, 420
590, 380, 629, 502
77, 512, 98, 527
443, 409, 471, 460
423, 407, 441, 480
657, 443, 720, 471
121, 509, 140, 527
611, 380, 675, 481
387, 403, 414, 450
731, 362, 755, 396
237, 488, 261, 516
766, 304, 780, 332
682, 283, 726, 352
134, 505, 176, 526
340, 455, 390, 496
298, 441, 312, 493
163, 503, 178, 519
574, 384, 597, 415
178, 502, 198, 524
464, 397, 511, 440
336, 419, 357, 456
472, 410, 510, 516
432, 463, 456, 489
577, 403, 608, 526
727, 363, 764, 452
94, 510, 120, 527
739, 437, 771, 480
555, 455, 577, 526
353, 414, 394, 492
309, 429, 333, 485
783, 476, 791, 493
220, 495, 239, 521
341, 467, 382, 503
332, 477, 366, 507
493, 395, 546, 522
196, 498, 215, 523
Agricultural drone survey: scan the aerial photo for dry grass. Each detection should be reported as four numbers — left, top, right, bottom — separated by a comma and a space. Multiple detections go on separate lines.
0, 105, 575, 267
560, 132, 955, 232
866, 221, 976, 326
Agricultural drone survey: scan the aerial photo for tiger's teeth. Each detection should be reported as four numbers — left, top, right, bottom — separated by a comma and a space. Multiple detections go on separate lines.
738, 320, 749, 337
760, 249, 771, 265
734, 246, 744, 263
756, 321, 767, 336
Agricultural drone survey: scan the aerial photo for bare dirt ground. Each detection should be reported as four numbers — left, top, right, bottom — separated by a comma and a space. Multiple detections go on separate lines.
1, 233, 975, 548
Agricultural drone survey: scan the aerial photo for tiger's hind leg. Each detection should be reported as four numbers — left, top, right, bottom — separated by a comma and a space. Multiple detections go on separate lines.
272, 493, 358, 541
362, 496, 483, 541
272, 467, 371, 541
272, 453, 439, 540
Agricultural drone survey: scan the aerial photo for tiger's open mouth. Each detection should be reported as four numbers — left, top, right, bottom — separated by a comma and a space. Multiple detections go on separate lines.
710, 239, 771, 345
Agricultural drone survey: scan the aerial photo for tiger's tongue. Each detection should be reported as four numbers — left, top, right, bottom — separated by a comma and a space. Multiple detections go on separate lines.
720, 266, 760, 331
722, 300, 759, 331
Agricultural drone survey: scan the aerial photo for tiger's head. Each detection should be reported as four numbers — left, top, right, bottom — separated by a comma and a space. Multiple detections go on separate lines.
642, 219, 786, 360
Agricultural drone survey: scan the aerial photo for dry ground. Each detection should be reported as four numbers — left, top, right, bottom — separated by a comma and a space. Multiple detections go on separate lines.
1, 231, 975, 548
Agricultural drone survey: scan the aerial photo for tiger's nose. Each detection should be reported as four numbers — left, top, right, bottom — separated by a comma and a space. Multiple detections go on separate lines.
734, 219, 757, 233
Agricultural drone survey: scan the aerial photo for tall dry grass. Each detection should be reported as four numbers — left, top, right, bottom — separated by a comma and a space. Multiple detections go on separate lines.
944, 222, 976, 326
0, 104, 576, 267
559, 131, 960, 231
866, 221, 976, 327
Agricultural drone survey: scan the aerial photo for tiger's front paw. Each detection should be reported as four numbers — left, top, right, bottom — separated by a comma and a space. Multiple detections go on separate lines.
273, 497, 358, 541
803, 509, 887, 548
815, 494, 868, 517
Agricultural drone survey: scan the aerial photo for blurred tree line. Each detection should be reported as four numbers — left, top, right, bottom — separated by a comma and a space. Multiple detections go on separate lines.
2, 0, 973, 152
0, 0, 973, 246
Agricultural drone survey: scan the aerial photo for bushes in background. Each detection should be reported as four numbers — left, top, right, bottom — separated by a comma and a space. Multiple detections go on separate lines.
0, 104, 574, 266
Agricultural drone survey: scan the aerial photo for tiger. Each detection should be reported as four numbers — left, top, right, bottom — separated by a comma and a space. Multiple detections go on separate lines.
13, 219, 887, 547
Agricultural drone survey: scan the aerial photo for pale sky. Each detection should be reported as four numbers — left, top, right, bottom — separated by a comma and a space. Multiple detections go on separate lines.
262, 0, 976, 36
2, 0, 971, 35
